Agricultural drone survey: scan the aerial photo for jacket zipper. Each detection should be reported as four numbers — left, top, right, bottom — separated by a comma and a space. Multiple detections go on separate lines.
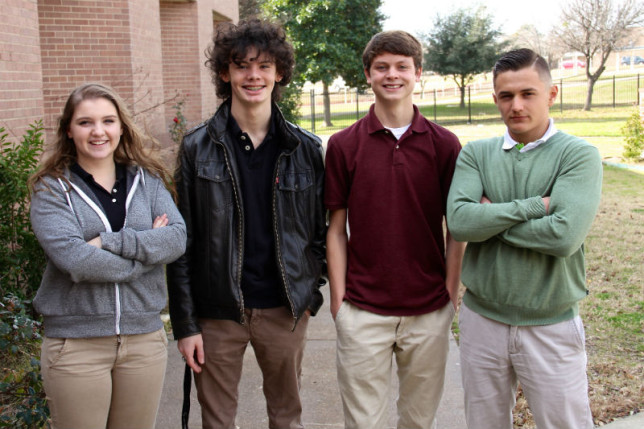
215, 139, 246, 324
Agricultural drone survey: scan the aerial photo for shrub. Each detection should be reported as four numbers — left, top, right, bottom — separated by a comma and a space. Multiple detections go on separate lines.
0, 122, 46, 298
168, 100, 188, 146
621, 109, 644, 161
0, 294, 48, 428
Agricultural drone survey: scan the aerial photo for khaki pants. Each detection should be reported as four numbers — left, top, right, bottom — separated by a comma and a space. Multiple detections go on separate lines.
195, 307, 309, 429
41, 328, 168, 429
335, 301, 455, 429
459, 303, 594, 429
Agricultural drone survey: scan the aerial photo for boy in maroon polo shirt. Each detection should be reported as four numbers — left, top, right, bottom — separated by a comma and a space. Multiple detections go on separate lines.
325, 30, 465, 428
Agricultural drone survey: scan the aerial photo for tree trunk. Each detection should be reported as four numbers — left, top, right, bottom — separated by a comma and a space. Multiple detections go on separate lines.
459, 86, 466, 109
583, 77, 597, 111
323, 81, 333, 127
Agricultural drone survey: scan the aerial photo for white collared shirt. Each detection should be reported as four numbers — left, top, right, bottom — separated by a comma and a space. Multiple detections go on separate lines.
502, 118, 558, 152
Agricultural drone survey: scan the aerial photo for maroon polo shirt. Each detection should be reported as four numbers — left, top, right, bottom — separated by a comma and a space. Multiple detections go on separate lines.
324, 104, 462, 316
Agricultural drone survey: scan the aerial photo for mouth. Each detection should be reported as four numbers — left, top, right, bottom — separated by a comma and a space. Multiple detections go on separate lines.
89, 140, 109, 146
243, 85, 265, 92
383, 84, 403, 89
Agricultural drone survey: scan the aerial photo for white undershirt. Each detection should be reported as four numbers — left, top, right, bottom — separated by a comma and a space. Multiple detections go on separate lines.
385, 123, 411, 140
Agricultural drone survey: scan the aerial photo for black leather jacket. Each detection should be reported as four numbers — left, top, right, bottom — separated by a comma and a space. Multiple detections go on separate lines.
167, 101, 326, 339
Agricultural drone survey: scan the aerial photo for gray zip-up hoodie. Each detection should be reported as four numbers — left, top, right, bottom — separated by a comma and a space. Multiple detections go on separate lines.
30, 165, 187, 338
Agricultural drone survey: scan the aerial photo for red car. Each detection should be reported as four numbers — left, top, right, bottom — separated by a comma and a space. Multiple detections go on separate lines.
562, 59, 586, 69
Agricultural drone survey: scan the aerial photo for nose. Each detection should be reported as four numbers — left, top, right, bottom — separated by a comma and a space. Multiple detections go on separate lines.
510, 97, 523, 112
91, 123, 105, 136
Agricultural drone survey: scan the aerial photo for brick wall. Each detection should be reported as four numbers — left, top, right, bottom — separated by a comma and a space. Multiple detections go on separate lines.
0, 0, 44, 141
2, 0, 237, 148
160, 1, 202, 130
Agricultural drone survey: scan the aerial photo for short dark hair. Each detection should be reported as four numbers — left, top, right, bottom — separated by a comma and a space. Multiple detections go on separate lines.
205, 19, 294, 101
362, 31, 423, 71
493, 48, 552, 87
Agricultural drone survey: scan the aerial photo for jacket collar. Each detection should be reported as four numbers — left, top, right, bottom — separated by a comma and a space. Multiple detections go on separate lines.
207, 99, 301, 153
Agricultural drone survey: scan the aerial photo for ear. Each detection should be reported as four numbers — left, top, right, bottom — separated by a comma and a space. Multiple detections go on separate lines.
276, 73, 283, 84
415, 66, 422, 82
364, 68, 371, 85
220, 70, 230, 83
492, 93, 498, 106
547, 85, 558, 107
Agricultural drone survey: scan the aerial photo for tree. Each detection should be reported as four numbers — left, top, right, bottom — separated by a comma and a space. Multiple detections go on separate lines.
423, 7, 505, 109
554, 0, 644, 111
507, 24, 564, 70
263, 0, 384, 127
239, 0, 262, 20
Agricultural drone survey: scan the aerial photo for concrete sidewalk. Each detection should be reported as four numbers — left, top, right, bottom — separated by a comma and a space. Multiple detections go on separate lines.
157, 286, 466, 428
156, 286, 642, 428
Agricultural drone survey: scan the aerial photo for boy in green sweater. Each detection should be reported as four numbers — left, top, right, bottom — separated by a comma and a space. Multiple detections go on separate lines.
446, 48, 602, 428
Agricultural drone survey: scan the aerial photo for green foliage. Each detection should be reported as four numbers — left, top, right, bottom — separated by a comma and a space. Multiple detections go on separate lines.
277, 81, 303, 124
168, 101, 188, 146
422, 6, 505, 108
621, 109, 644, 161
0, 295, 48, 428
263, 0, 384, 89
0, 123, 46, 298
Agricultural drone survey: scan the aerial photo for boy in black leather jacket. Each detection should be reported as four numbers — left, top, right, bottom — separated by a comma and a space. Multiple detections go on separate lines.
167, 18, 326, 429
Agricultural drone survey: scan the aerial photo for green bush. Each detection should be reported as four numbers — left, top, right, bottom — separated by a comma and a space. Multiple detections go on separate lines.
0, 295, 48, 428
621, 109, 644, 161
0, 122, 46, 298
0, 122, 49, 427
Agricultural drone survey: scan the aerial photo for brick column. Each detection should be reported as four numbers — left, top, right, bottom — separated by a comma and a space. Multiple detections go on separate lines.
0, 0, 44, 141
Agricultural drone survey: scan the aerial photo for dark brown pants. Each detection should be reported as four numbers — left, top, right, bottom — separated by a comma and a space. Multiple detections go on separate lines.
196, 307, 309, 429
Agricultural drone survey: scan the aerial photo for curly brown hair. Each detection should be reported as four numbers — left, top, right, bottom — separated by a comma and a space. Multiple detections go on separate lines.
205, 19, 294, 102
28, 83, 174, 197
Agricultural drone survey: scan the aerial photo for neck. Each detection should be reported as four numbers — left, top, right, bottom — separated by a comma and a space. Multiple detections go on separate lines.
373, 101, 415, 128
78, 158, 117, 191
230, 99, 272, 148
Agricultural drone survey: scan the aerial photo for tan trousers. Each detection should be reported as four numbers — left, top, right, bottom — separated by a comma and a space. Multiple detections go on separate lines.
459, 303, 594, 429
195, 307, 309, 429
335, 301, 455, 429
41, 328, 168, 429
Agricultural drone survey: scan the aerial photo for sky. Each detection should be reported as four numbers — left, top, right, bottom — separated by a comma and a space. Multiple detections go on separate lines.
380, 0, 564, 37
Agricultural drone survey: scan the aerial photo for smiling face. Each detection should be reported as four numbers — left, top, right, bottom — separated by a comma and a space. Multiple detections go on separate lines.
493, 66, 558, 144
67, 97, 122, 168
365, 52, 421, 106
220, 47, 282, 109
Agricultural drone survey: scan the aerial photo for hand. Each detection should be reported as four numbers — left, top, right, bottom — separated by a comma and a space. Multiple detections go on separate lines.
178, 334, 205, 373
87, 236, 102, 248
542, 196, 550, 214
480, 195, 492, 204
153, 214, 169, 229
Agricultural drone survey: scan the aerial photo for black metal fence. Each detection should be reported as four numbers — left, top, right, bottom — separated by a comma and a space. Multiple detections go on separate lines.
297, 74, 641, 134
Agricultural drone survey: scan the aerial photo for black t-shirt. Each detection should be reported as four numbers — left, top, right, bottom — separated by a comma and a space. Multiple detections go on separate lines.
229, 112, 285, 309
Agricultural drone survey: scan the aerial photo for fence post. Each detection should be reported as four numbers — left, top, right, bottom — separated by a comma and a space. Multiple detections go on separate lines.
467, 86, 472, 124
638, 74, 640, 105
613, 75, 616, 108
560, 79, 563, 113
355, 89, 360, 121
433, 89, 437, 122
309, 89, 315, 134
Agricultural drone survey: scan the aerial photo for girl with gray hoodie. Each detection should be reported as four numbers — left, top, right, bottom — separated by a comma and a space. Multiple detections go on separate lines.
29, 83, 186, 429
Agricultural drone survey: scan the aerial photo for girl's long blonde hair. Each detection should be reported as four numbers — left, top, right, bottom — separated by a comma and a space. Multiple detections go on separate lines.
29, 83, 174, 197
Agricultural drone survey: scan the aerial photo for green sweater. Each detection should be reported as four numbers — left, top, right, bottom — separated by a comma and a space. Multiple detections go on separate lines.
446, 131, 602, 325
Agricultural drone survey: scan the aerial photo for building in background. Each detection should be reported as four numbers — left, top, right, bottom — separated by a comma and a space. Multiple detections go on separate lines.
1, 0, 238, 153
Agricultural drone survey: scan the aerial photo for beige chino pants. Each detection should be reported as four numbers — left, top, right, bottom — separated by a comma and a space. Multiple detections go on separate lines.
459, 303, 594, 429
41, 328, 168, 429
335, 301, 455, 429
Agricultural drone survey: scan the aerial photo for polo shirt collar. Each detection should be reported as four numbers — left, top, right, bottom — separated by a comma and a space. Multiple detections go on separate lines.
365, 104, 429, 135
502, 118, 558, 152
